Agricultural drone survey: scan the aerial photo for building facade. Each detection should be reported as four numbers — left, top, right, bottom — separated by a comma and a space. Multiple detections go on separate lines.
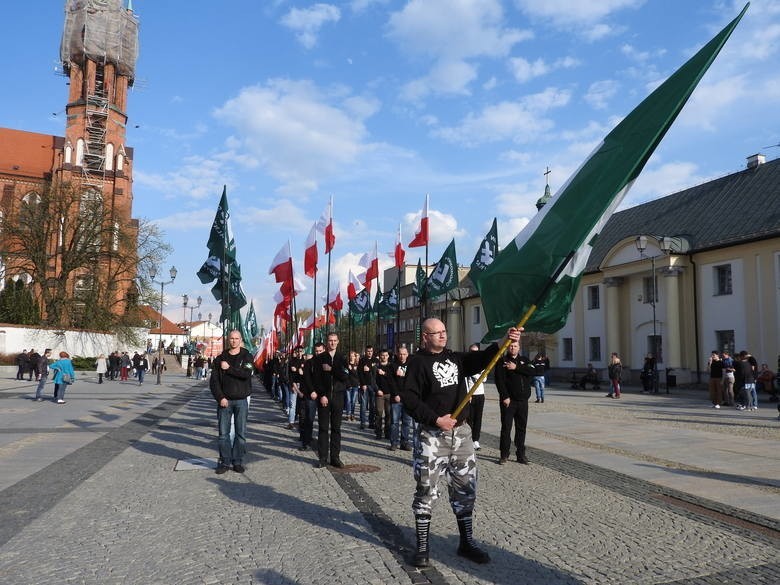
0, 0, 139, 327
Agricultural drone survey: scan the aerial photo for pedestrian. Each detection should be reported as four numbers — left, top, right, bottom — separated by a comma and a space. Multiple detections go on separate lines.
15, 349, 29, 381
606, 353, 622, 399
495, 339, 536, 466
27, 349, 40, 381
707, 351, 724, 408
640, 353, 656, 394
95, 353, 108, 384
120, 352, 131, 381
464, 344, 485, 451
345, 351, 360, 422
299, 343, 325, 451
310, 332, 349, 468
209, 330, 254, 474
398, 317, 520, 567
722, 351, 736, 406
33, 349, 52, 401
50, 351, 76, 404
532, 352, 546, 403
288, 346, 306, 430
736, 351, 756, 411
136, 353, 149, 385
358, 345, 377, 431
374, 348, 394, 441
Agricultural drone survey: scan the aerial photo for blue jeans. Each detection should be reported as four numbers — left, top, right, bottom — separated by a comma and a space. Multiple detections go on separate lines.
745, 382, 757, 408
533, 376, 545, 400
217, 398, 248, 466
359, 386, 375, 428
35, 373, 48, 399
402, 410, 417, 448
287, 387, 298, 424
138, 369, 145, 384
390, 401, 403, 447
345, 386, 358, 417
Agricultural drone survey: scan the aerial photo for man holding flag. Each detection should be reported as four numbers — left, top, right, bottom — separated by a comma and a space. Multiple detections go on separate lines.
399, 318, 520, 567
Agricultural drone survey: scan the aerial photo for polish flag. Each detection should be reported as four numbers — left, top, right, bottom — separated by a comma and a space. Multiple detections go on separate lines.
303, 224, 318, 278
324, 283, 343, 311
316, 196, 336, 253
359, 241, 379, 287
394, 223, 406, 268
300, 312, 315, 331
347, 270, 362, 300
268, 241, 293, 284
280, 276, 306, 299
408, 194, 429, 248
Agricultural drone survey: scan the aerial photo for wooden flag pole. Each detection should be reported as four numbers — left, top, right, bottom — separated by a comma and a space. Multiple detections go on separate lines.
451, 249, 576, 420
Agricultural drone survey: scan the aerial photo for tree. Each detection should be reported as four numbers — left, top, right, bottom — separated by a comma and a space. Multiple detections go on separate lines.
0, 179, 171, 333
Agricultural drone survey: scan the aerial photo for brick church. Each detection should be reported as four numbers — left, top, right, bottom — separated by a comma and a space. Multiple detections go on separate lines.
0, 0, 140, 327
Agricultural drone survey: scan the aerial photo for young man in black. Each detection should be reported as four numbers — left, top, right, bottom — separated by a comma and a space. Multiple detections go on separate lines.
209, 330, 254, 474
310, 333, 349, 468
494, 340, 536, 465
300, 342, 325, 451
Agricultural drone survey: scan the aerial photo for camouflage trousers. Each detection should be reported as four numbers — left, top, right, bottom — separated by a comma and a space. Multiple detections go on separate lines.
412, 423, 477, 518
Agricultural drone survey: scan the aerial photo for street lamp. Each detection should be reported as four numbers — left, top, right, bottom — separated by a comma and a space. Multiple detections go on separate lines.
182, 294, 202, 377
634, 236, 686, 394
149, 265, 177, 385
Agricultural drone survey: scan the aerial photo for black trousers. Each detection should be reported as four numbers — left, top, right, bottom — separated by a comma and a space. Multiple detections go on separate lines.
317, 391, 345, 462
499, 399, 528, 458
299, 396, 317, 446
468, 394, 485, 442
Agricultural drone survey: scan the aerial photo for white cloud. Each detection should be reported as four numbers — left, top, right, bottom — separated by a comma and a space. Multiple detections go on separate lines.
389, 0, 531, 101
403, 206, 464, 247
434, 88, 570, 146
134, 155, 229, 201
213, 79, 377, 195
624, 161, 703, 206
508, 55, 580, 83
280, 4, 341, 49
678, 75, 748, 132
514, 0, 644, 27
584, 79, 620, 110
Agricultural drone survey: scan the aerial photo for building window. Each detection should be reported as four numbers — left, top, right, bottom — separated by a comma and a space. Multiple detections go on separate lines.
642, 276, 657, 304
562, 338, 573, 361
588, 337, 601, 362
587, 285, 600, 310
648, 335, 663, 363
714, 264, 732, 296
715, 330, 735, 356
472, 306, 481, 325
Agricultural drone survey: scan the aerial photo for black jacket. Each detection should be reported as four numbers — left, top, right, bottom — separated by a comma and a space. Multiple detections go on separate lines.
494, 353, 535, 402
399, 344, 499, 426
209, 348, 254, 401
310, 350, 349, 397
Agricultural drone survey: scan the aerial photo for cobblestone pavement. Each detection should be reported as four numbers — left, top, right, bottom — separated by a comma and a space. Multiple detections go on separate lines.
0, 375, 778, 584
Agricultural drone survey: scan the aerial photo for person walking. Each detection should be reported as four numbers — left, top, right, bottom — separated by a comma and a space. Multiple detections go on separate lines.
210, 330, 254, 474
606, 353, 623, 399
532, 352, 546, 403
50, 351, 76, 404
640, 353, 656, 394
33, 349, 52, 401
707, 351, 724, 408
310, 333, 349, 468
299, 343, 325, 451
399, 317, 520, 567
136, 353, 149, 385
95, 354, 108, 384
495, 339, 536, 465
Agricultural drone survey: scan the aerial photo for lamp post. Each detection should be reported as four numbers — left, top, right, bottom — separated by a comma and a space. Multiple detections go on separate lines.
149, 265, 177, 385
635, 235, 683, 393
182, 295, 202, 377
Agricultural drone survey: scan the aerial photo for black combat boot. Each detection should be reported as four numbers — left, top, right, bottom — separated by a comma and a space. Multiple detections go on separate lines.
412, 514, 431, 567
456, 514, 490, 564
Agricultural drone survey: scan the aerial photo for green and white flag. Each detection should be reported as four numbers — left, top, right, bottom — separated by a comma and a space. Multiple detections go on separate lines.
477, 5, 748, 340
349, 288, 371, 323
426, 239, 458, 299
412, 258, 426, 301
468, 218, 498, 287
378, 280, 399, 319
197, 186, 236, 284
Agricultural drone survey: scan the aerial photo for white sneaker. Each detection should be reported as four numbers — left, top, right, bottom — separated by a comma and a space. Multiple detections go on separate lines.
714, 404, 720, 409
473, 441, 481, 451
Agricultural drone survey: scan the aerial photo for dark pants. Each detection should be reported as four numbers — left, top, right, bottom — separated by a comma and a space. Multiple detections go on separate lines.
499, 399, 528, 458
468, 394, 485, 442
317, 391, 345, 462
299, 396, 317, 447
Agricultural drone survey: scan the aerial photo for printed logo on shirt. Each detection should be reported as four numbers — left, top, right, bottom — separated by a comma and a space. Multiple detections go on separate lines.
432, 359, 459, 388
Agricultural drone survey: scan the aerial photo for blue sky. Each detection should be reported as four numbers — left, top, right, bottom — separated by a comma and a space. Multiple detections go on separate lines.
2, 1, 779, 329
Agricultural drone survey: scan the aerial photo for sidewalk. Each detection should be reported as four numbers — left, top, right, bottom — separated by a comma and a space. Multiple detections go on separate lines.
0, 374, 778, 584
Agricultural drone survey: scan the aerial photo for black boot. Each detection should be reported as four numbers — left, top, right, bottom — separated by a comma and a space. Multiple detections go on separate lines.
412, 514, 431, 567
456, 515, 490, 564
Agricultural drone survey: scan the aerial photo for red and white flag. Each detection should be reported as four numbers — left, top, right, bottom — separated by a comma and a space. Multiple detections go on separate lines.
324, 282, 343, 311
359, 241, 379, 288
394, 223, 406, 268
280, 276, 306, 299
408, 194, 429, 248
316, 196, 336, 254
347, 270, 362, 300
303, 224, 318, 278
268, 241, 293, 284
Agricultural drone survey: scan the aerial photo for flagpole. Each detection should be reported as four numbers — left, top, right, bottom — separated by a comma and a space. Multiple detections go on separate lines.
451, 250, 576, 420
395, 266, 401, 351
325, 248, 332, 336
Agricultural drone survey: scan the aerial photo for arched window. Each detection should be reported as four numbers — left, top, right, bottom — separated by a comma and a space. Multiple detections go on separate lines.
21, 191, 41, 205
76, 139, 85, 167
116, 145, 125, 172
105, 143, 114, 170
64, 140, 73, 164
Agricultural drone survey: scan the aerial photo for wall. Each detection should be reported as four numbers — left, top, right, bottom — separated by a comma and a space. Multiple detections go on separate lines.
0, 324, 149, 357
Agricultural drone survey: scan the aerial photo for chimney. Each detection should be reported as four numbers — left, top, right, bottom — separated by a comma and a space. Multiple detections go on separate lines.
746, 153, 765, 169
